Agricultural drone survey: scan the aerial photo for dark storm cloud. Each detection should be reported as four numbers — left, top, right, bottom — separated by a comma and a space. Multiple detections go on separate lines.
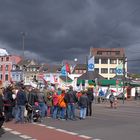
0, 0, 140, 73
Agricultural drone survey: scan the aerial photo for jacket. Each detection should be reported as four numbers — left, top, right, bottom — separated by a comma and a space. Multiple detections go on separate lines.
16, 90, 27, 106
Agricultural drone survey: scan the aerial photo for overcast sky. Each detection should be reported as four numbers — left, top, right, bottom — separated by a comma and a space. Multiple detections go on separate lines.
0, 0, 140, 73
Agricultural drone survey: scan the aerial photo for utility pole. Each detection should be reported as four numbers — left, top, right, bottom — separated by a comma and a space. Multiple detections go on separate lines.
21, 32, 26, 83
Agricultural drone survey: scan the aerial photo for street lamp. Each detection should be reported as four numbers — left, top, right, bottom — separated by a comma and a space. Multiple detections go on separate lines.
21, 32, 26, 84
74, 58, 78, 62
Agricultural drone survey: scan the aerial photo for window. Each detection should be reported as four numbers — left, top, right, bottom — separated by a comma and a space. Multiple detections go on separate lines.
6, 57, 9, 61
95, 68, 99, 73
5, 65, 9, 71
110, 59, 117, 64
116, 51, 120, 55
95, 58, 99, 64
101, 68, 108, 73
5, 74, 8, 81
106, 51, 111, 55
0, 65, 2, 71
101, 59, 108, 64
110, 68, 116, 74
97, 51, 102, 55
1, 58, 3, 61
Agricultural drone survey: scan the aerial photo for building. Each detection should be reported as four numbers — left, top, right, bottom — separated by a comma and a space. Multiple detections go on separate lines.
0, 48, 21, 86
90, 48, 127, 79
16, 59, 40, 85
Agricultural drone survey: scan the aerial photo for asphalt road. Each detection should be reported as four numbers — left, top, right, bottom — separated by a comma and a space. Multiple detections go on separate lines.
1, 100, 140, 140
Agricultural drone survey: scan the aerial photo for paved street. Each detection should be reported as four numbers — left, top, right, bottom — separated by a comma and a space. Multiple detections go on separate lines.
1, 100, 140, 140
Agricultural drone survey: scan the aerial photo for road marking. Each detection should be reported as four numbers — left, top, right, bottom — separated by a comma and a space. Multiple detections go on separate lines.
79, 135, 92, 139
62, 131, 78, 135
10, 131, 21, 135
3, 127, 13, 131
36, 124, 46, 127
46, 126, 56, 129
19, 135, 32, 139
55, 128, 68, 133
93, 139, 102, 140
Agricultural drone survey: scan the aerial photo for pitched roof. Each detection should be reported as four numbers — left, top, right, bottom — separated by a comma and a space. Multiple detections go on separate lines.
77, 71, 105, 81
39, 64, 61, 73
18, 59, 38, 66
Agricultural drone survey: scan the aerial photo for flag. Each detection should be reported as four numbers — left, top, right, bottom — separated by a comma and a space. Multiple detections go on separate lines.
61, 65, 67, 76
66, 63, 71, 74
88, 56, 94, 71
116, 62, 123, 75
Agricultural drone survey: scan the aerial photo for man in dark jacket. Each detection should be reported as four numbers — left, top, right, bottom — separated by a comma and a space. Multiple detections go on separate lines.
65, 86, 78, 120
86, 88, 94, 116
15, 86, 27, 123
3, 86, 14, 122
79, 91, 89, 120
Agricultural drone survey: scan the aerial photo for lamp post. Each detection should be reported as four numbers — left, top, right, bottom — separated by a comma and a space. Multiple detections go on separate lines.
21, 32, 26, 83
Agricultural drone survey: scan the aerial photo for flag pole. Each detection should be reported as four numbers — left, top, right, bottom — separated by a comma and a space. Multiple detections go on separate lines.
122, 53, 126, 104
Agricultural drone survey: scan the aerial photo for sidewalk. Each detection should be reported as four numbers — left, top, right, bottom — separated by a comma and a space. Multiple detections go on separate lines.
4, 121, 92, 140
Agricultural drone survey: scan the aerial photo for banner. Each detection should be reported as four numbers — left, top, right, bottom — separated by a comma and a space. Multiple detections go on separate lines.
116, 63, 123, 75
50, 74, 58, 84
88, 56, 94, 71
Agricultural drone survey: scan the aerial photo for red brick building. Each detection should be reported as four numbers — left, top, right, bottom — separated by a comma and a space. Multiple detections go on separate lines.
0, 55, 21, 86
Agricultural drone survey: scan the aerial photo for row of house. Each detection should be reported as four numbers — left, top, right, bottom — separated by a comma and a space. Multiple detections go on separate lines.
0, 48, 127, 88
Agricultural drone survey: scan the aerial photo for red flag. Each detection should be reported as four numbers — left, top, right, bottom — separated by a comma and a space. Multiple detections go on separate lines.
65, 63, 71, 74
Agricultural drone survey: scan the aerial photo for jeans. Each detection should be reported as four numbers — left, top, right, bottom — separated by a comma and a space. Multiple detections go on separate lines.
60, 108, 66, 119
67, 103, 76, 120
15, 105, 25, 122
80, 107, 87, 119
38, 102, 46, 118
52, 106, 58, 119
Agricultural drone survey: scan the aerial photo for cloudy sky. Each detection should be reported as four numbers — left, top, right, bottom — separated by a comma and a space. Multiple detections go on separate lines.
0, 0, 140, 73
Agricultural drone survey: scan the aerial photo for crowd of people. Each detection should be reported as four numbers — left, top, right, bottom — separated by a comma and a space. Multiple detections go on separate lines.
0, 82, 95, 125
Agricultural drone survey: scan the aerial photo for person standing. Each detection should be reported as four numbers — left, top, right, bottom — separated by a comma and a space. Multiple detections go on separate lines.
86, 88, 94, 116
36, 89, 46, 121
58, 90, 66, 120
65, 86, 78, 120
78, 91, 89, 120
3, 86, 14, 122
109, 92, 115, 108
15, 86, 27, 123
